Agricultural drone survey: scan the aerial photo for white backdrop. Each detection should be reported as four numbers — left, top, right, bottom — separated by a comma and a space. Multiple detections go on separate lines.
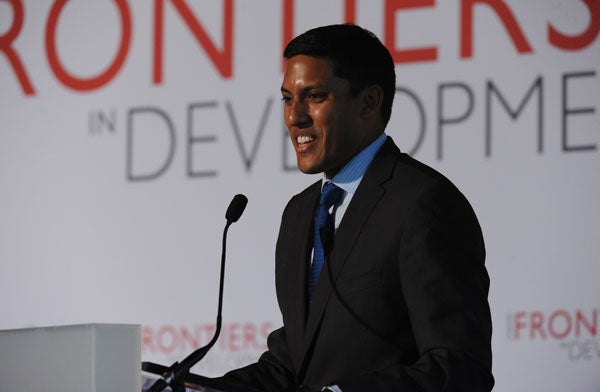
1, 1, 599, 391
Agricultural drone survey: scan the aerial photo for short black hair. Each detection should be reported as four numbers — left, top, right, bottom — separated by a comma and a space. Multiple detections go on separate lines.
283, 24, 396, 126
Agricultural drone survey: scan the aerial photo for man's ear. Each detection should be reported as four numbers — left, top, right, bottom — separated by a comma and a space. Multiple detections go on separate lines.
360, 85, 384, 119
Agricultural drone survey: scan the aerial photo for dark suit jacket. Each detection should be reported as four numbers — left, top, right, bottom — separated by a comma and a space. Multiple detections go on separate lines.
220, 137, 494, 391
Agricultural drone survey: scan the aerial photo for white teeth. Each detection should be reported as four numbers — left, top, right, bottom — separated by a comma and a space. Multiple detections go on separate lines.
297, 135, 314, 144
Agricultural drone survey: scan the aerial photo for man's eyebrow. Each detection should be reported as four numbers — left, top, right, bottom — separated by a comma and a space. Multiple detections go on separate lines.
280, 85, 327, 95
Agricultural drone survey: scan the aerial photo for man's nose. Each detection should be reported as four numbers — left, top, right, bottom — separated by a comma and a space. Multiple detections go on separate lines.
287, 100, 312, 128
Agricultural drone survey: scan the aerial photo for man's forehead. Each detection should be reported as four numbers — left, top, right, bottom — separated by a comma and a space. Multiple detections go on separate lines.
284, 55, 333, 71
281, 55, 339, 88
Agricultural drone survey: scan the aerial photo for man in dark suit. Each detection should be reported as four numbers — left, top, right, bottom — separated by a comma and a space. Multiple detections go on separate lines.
218, 24, 494, 392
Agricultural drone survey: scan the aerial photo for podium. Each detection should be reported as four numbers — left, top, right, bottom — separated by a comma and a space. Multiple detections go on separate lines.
0, 324, 262, 392
0, 324, 141, 392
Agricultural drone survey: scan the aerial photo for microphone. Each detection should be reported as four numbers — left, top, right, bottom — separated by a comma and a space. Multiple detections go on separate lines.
147, 194, 248, 392
226, 194, 248, 223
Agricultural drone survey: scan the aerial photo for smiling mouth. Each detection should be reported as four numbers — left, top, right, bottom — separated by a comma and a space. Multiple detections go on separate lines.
297, 135, 315, 145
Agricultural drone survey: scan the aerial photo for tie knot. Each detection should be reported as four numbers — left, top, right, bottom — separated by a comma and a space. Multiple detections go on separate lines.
320, 182, 343, 210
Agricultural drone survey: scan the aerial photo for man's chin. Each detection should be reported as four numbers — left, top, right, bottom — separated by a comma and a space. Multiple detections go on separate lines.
296, 161, 323, 175
298, 167, 322, 175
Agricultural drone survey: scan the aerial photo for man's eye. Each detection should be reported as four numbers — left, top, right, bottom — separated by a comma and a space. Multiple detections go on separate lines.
308, 92, 327, 102
281, 96, 292, 104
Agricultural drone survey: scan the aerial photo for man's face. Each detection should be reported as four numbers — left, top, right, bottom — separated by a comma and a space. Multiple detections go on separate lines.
281, 55, 368, 178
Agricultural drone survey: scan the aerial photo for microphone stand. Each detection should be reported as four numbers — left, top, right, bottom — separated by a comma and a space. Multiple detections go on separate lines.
145, 206, 243, 392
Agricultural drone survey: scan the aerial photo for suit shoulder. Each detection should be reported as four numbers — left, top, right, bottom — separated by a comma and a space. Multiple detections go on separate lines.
390, 153, 459, 194
390, 154, 482, 224
374, 138, 456, 193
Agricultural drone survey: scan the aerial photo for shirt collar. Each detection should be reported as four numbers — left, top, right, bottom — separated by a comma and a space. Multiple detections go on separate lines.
321, 133, 387, 194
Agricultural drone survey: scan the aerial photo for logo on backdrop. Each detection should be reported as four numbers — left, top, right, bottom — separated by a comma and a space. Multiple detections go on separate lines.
3, 1, 598, 95
142, 321, 274, 373
2, 1, 598, 181
506, 308, 600, 361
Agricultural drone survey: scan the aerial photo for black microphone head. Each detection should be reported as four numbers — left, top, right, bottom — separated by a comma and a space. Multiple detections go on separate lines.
225, 194, 248, 222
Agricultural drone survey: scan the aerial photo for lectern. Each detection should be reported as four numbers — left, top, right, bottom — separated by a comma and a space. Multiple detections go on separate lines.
0, 324, 262, 392
0, 324, 141, 392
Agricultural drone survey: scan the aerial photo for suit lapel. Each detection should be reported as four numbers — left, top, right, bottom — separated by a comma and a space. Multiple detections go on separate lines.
299, 138, 400, 368
281, 181, 321, 372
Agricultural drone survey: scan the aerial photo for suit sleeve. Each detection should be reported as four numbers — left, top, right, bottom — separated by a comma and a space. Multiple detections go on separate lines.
214, 326, 297, 392
336, 180, 494, 392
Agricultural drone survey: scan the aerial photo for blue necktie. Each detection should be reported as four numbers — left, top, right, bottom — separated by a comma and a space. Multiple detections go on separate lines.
309, 182, 343, 302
